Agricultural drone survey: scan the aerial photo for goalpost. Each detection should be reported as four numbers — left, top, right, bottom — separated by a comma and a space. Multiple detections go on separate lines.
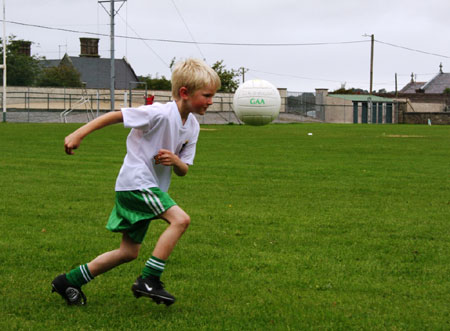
60, 83, 95, 123
1, 0, 6, 123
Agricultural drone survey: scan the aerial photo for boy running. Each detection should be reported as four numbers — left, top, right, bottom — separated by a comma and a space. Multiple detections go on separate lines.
52, 58, 221, 306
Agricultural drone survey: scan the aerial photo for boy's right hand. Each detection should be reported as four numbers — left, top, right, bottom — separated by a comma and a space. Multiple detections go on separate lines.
64, 133, 82, 155
62, 110, 124, 155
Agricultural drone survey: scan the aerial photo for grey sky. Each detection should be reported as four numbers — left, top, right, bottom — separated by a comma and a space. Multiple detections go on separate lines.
3, 0, 450, 92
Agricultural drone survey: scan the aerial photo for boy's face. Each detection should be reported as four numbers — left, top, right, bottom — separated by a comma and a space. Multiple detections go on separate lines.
185, 86, 216, 115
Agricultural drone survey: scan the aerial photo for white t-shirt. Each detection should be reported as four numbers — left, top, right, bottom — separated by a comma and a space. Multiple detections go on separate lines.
115, 101, 200, 192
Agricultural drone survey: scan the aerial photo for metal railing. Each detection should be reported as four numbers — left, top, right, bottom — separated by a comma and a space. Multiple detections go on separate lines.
0, 89, 239, 123
0, 89, 399, 124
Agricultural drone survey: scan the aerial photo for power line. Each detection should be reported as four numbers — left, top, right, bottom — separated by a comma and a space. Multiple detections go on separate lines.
10, 17, 447, 59
248, 68, 367, 85
375, 39, 450, 59
3, 19, 369, 47
170, 0, 206, 59
5, 18, 448, 91
248, 68, 403, 89
4, 19, 450, 57
396, 72, 436, 77
116, 13, 169, 67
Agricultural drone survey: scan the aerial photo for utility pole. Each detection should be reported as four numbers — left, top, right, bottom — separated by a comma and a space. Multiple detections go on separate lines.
1, 0, 6, 122
58, 43, 67, 59
99, 0, 126, 112
240, 67, 248, 83
110, 0, 115, 112
369, 34, 374, 94
395, 73, 398, 97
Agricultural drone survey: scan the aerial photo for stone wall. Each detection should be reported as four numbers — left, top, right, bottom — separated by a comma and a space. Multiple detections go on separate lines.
378, 93, 450, 113
2, 86, 286, 113
402, 112, 450, 125
378, 93, 449, 103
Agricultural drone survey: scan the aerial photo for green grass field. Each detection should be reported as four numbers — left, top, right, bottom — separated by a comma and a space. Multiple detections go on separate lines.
0, 122, 449, 330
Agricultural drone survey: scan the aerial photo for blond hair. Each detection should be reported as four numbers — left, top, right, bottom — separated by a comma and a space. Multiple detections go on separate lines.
171, 58, 221, 99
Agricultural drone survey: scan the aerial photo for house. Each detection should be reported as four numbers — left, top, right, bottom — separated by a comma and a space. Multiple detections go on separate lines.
400, 64, 450, 94
40, 38, 139, 89
315, 89, 396, 124
399, 74, 426, 93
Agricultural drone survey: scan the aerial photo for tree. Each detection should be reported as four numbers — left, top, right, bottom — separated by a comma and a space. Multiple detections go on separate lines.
211, 60, 240, 93
37, 55, 82, 88
37, 63, 83, 88
137, 74, 171, 91
330, 87, 368, 95
137, 58, 240, 93
0, 36, 41, 86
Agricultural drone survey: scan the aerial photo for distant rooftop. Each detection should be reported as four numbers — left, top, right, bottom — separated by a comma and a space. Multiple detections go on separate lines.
419, 72, 450, 93
41, 55, 139, 89
399, 81, 426, 93
400, 63, 450, 94
330, 94, 393, 102
39, 37, 139, 89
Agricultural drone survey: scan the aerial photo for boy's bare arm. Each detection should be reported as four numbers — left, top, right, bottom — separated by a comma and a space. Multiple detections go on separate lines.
154, 149, 189, 176
64, 111, 124, 155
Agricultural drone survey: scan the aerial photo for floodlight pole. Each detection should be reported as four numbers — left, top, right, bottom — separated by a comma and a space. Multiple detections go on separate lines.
1, 0, 6, 122
369, 34, 374, 94
99, 0, 126, 112
110, 0, 115, 112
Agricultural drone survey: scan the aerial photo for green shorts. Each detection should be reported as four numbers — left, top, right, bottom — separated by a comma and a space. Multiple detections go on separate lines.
106, 187, 177, 243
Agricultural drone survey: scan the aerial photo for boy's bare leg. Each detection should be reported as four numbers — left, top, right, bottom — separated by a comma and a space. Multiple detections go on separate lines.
88, 232, 141, 277
130, 205, 189, 306
152, 205, 191, 260
52, 232, 140, 305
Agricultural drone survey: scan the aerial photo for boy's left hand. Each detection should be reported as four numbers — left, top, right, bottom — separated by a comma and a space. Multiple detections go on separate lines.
154, 149, 178, 166
154, 149, 189, 176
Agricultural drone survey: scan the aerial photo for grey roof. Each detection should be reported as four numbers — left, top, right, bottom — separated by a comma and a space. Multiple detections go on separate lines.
419, 73, 450, 93
331, 94, 393, 102
40, 55, 139, 89
40, 59, 61, 68
400, 71, 450, 94
399, 81, 426, 93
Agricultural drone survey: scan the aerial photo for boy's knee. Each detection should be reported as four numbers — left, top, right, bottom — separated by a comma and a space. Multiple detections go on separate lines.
182, 214, 191, 229
121, 250, 139, 262
119, 246, 140, 262
174, 213, 191, 231
163, 206, 191, 231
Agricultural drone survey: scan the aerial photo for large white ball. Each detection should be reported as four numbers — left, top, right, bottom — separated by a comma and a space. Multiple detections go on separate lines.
233, 79, 281, 126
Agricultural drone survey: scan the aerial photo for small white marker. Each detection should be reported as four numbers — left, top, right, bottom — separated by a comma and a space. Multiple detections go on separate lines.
308, 133, 313, 136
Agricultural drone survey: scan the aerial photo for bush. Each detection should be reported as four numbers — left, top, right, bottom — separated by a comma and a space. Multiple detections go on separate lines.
37, 63, 82, 87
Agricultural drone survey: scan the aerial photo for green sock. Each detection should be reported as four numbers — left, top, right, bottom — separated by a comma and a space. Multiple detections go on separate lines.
142, 256, 166, 278
66, 264, 94, 287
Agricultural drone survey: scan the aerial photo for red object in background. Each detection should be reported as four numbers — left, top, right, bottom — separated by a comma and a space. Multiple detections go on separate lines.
145, 95, 154, 105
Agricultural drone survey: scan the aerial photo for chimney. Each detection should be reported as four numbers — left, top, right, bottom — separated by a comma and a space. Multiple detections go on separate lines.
79, 38, 100, 58
315, 88, 328, 106
12, 40, 32, 56
315, 88, 328, 97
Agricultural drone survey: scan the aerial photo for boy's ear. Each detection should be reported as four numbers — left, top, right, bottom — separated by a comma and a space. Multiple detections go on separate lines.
179, 87, 189, 99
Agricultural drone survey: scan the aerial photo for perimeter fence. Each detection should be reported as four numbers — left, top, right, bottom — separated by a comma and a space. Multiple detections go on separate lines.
0, 88, 244, 124
286, 91, 400, 124
0, 87, 399, 124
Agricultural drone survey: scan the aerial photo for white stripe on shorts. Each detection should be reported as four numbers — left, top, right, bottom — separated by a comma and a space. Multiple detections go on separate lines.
143, 189, 165, 215
141, 192, 159, 215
